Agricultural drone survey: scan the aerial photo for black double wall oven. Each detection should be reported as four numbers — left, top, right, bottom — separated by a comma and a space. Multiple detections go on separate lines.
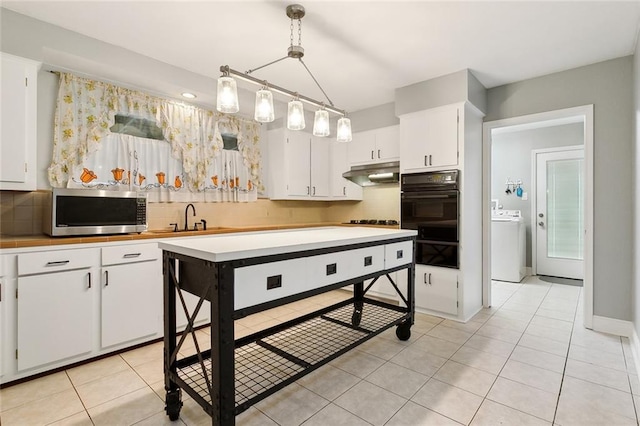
401, 170, 459, 269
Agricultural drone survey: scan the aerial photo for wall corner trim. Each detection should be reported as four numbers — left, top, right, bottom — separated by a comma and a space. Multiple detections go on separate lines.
591, 315, 634, 337
628, 326, 640, 380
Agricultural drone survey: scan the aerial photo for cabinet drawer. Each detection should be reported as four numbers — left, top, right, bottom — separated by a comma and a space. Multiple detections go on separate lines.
102, 243, 160, 266
18, 248, 99, 276
306, 246, 384, 288
234, 258, 307, 311
385, 241, 413, 269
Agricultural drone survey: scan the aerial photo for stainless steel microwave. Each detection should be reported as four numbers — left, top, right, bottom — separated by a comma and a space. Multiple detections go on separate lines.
43, 188, 147, 236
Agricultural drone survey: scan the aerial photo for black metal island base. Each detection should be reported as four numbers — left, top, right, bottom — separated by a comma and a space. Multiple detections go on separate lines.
158, 226, 417, 425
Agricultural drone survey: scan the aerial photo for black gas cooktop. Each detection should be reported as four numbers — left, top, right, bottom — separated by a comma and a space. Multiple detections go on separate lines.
345, 219, 399, 226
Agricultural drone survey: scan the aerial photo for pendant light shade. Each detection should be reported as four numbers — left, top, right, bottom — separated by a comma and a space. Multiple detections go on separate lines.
216, 76, 239, 113
336, 117, 352, 142
313, 109, 330, 137
254, 88, 275, 123
287, 99, 305, 130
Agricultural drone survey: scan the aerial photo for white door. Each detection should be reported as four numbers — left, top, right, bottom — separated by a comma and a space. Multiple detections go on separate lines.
535, 149, 584, 279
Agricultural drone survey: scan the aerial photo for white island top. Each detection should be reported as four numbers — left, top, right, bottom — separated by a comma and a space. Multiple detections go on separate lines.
158, 226, 417, 263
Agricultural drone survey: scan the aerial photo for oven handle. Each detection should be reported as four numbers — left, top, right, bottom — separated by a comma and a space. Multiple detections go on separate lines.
401, 192, 458, 200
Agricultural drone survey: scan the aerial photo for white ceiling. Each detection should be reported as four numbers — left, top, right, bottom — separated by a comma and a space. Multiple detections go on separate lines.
3, 1, 640, 113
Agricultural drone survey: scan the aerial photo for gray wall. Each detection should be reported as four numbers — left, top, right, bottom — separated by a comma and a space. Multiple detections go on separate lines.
491, 123, 584, 267
633, 37, 640, 336
395, 69, 487, 116
487, 56, 634, 321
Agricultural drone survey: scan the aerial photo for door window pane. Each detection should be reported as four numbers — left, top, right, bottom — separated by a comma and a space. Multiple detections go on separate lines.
547, 158, 583, 260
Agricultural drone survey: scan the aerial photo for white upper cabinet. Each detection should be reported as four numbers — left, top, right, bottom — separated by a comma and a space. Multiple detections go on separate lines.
310, 137, 330, 198
285, 130, 312, 197
268, 128, 341, 201
330, 141, 362, 200
400, 104, 459, 173
349, 125, 399, 165
0, 53, 39, 191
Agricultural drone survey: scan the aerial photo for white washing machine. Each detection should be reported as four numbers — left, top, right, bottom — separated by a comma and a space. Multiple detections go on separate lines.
491, 210, 526, 282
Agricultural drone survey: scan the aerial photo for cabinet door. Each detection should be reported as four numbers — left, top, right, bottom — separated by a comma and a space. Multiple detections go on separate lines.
366, 272, 398, 300
426, 106, 459, 168
400, 106, 459, 172
330, 141, 362, 200
349, 130, 376, 165
310, 137, 330, 197
17, 269, 94, 371
0, 275, 6, 377
414, 265, 458, 315
0, 54, 37, 190
286, 132, 311, 196
374, 125, 399, 161
101, 260, 160, 348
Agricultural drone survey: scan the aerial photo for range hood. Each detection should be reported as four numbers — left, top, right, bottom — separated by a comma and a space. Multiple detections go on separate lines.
342, 161, 400, 186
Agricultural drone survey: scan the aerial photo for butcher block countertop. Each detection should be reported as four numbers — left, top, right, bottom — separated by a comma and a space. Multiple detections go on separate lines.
0, 222, 400, 249
158, 227, 417, 262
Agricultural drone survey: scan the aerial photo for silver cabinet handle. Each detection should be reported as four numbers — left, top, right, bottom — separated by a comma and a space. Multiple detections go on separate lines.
123, 253, 141, 258
424, 273, 427, 284
429, 154, 433, 166
378, 149, 381, 158
429, 273, 432, 285
371, 150, 374, 160
105, 270, 109, 287
343, 187, 346, 196
307, 186, 310, 195
313, 186, 316, 196
424, 155, 428, 166
88, 272, 92, 289
46, 260, 69, 267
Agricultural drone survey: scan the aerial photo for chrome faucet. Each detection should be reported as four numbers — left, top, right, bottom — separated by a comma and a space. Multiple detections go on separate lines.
185, 203, 196, 231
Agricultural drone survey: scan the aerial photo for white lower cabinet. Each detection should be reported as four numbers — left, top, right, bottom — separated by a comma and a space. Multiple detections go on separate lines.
16, 248, 100, 371
415, 265, 458, 315
101, 243, 161, 348
366, 272, 398, 300
176, 291, 210, 331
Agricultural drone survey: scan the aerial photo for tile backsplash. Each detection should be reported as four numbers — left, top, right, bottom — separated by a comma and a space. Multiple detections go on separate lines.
0, 191, 48, 236
0, 186, 400, 236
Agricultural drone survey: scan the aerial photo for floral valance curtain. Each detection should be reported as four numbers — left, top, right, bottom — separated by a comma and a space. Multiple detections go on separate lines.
48, 72, 263, 202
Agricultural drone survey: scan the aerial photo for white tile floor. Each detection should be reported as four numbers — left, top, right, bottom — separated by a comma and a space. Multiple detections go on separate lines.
2, 276, 638, 425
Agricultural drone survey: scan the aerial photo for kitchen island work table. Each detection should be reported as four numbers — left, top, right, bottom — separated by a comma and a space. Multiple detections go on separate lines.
158, 226, 417, 425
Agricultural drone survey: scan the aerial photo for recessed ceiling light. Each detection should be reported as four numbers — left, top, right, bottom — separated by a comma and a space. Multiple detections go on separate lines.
181, 92, 196, 99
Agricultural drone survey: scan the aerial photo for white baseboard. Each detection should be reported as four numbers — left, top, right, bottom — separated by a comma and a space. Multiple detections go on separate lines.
591, 315, 634, 337
629, 328, 640, 378
584, 316, 640, 375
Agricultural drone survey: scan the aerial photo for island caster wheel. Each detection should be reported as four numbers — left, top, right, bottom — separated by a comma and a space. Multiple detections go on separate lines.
396, 322, 411, 341
165, 389, 183, 421
351, 309, 362, 327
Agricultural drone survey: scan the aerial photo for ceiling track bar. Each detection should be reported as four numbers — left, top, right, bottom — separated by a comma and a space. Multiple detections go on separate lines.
220, 65, 346, 116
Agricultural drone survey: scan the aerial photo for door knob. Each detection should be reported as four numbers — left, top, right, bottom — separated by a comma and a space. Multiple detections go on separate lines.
538, 221, 544, 227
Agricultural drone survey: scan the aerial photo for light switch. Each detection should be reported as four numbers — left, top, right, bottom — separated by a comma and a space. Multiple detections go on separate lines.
522, 192, 528, 200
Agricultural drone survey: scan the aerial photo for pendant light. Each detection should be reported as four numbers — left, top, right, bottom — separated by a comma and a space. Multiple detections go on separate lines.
313, 107, 330, 137
218, 4, 353, 141
336, 116, 352, 142
254, 87, 275, 123
287, 97, 305, 130
216, 76, 239, 113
